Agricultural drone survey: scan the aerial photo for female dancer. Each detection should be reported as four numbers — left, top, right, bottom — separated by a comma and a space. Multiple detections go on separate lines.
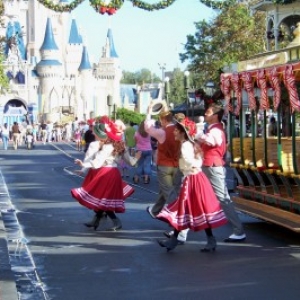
156, 113, 227, 252
71, 119, 136, 231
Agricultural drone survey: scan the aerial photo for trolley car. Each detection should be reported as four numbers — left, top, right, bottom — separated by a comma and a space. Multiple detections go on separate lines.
222, 36, 300, 232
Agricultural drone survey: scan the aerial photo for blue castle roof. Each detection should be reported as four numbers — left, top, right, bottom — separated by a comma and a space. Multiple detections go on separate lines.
40, 18, 58, 51
69, 19, 83, 44
37, 60, 62, 67
79, 46, 91, 71
107, 28, 118, 58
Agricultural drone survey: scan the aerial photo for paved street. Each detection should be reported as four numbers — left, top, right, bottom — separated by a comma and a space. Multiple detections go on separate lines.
1, 141, 300, 300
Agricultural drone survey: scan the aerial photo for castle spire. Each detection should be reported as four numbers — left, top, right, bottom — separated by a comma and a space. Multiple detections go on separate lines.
69, 18, 83, 44
40, 18, 58, 51
107, 28, 118, 58
79, 46, 91, 71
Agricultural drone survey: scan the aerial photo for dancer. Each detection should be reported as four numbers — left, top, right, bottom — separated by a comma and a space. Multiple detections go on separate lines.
156, 114, 227, 252
71, 118, 136, 231
196, 103, 246, 242
144, 106, 181, 216
145, 103, 188, 243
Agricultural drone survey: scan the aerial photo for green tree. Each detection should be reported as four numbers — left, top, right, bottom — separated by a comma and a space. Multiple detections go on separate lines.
121, 68, 160, 85
180, 1, 265, 86
115, 107, 145, 125
168, 68, 185, 105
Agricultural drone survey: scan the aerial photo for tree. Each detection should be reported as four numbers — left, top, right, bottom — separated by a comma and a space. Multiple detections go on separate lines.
168, 68, 185, 105
121, 68, 160, 85
180, 1, 265, 86
115, 107, 145, 125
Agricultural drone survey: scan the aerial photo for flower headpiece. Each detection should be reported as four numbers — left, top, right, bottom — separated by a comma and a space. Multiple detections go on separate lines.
174, 113, 196, 142
97, 116, 122, 141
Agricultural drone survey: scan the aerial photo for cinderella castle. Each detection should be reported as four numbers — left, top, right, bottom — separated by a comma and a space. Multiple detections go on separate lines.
0, 0, 129, 125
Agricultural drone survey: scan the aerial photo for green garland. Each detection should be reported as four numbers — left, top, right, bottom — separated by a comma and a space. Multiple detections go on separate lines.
128, 0, 176, 11
36, 0, 177, 13
38, 0, 296, 14
199, 0, 235, 10
36, 0, 234, 13
36, 0, 85, 12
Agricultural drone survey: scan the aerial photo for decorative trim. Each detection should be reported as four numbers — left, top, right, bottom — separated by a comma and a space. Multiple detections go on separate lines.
35, 0, 178, 13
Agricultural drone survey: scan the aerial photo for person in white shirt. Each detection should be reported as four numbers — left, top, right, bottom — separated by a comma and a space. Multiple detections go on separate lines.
1, 123, 10, 150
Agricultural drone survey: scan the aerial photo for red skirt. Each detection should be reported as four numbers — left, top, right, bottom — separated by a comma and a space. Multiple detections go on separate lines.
71, 167, 134, 213
156, 172, 227, 231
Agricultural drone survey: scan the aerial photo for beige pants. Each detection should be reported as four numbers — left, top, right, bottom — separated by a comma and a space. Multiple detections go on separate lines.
12, 133, 20, 150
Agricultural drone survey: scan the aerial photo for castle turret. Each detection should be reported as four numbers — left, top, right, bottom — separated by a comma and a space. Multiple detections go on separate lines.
78, 46, 92, 120
65, 18, 83, 77
36, 18, 63, 122
94, 28, 122, 116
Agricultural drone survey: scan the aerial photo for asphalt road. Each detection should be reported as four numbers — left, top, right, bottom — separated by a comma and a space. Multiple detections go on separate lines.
1, 141, 300, 300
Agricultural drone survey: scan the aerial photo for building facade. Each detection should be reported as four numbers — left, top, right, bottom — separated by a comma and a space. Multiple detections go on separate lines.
0, 0, 122, 125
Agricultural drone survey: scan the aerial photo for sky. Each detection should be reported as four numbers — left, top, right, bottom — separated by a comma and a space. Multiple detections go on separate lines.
71, 0, 216, 77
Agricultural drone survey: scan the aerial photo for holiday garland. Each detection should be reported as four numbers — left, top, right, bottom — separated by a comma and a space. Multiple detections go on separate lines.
36, 0, 178, 14
35, 0, 294, 14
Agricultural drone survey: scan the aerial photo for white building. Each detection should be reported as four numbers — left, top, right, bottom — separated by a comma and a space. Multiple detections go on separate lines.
0, 0, 122, 125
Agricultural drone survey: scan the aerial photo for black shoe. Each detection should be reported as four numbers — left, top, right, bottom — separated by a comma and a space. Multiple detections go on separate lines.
163, 231, 185, 245
200, 236, 217, 253
106, 217, 122, 231
84, 212, 106, 228
84, 212, 106, 230
84, 215, 98, 228
157, 236, 178, 252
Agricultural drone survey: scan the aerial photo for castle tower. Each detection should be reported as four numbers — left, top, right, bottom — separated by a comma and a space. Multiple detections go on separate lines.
65, 18, 83, 77
36, 17, 63, 122
78, 46, 92, 120
0, 1, 125, 126
94, 28, 122, 116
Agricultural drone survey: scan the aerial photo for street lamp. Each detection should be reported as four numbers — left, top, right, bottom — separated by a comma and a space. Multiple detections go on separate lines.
107, 95, 113, 117
164, 76, 170, 106
158, 63, 166, 82
184, 70, 190, 116
206, 79, 215, 97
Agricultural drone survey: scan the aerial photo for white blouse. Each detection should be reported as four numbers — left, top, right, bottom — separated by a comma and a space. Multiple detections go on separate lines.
82, 142, 116, 171
81, 141, 138, 173
179, 141, 202, 177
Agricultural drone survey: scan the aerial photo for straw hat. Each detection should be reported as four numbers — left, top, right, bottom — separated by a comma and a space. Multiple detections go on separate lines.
174, 113, 197, 143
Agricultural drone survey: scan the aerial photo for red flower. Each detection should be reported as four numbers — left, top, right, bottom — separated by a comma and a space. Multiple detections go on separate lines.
99, 6, 107, 14
183, 118, 196, 137
107, 8, 116, 15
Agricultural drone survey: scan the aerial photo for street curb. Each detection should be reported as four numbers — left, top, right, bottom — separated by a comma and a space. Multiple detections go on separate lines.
0, 172, 19, 300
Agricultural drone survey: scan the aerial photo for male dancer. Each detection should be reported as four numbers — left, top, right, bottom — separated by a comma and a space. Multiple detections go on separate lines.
197, 103, 246, 243
144, 103, 187, 243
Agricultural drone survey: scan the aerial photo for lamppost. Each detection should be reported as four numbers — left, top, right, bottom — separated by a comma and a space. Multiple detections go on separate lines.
113, 103, 117, 121
158, 63, 166, 81
107, 94, 113, 118
184, 70, 190, 116
164, 76, 170, 106
206, 79, 215, 98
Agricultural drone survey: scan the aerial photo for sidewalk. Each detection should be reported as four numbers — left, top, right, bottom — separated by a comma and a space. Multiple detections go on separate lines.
0, 172, 19, 300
